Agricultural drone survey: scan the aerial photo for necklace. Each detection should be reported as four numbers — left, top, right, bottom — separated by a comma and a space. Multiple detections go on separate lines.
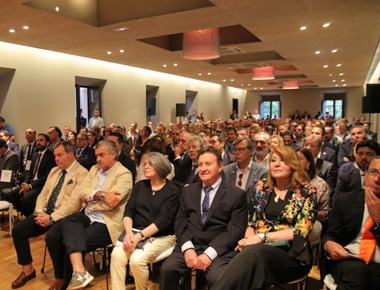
151, 180, 166, 196
274, 187, 287, 203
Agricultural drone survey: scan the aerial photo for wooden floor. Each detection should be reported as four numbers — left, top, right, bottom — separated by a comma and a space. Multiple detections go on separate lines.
0, 214, 324, 290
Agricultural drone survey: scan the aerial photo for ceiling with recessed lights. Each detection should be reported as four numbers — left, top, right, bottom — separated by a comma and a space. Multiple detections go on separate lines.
1, 0, 380, 90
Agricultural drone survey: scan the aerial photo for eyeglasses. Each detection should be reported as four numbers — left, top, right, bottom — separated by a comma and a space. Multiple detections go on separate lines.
367, 168, 380, 177
238, 173, 243, 187
172, 133, 180, 136
233, 147, 248, 153
142, 162, 153, 168
77, 138, 86, 141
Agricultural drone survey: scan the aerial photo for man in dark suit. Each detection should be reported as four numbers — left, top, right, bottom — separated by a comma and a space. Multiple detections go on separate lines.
75, 132, 96, 171
0, 130, 20, 157
312, 126, 338, 168
10, 133, 56, 216
19, 128, 37, 178
48, 126, 64, 152
324, 126, 341, 150
334, 140, 380, 204
322, 157, 380, 289
208, 133, 235, 166
364, 121, 378, 142
160, 147, 248, 289
338, 124, 367, 167
108, 132, 136, 182
0, 139, 19, 194
304, 135, 337, 194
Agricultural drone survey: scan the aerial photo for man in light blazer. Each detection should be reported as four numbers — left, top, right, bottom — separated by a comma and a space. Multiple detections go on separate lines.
46, 140, 133, 290
222, 138, 268, 205
11, 141, 88, 289
160, 147, 247, 289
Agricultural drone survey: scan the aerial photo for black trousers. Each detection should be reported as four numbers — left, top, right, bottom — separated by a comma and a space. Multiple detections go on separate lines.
329, 258, 380, 290
159, 247, 237, 290
46, 212, 112, 283
10, 186, 42, 217
12, 214, 61, 265
210, 244, 311, 290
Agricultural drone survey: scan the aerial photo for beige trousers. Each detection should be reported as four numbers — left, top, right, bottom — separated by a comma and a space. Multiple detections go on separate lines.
110, 235, 176, 290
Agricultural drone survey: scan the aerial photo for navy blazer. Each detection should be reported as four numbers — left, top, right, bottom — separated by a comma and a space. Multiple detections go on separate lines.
337, 139, 354, 167
333, 168, 362, 206
76, 146, 96, 171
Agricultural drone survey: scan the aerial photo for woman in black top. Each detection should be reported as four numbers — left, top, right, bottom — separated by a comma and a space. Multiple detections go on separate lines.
110, 152, 180, 290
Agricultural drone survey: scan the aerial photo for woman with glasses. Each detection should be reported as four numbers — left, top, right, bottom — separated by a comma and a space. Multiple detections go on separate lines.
212, 146, 317, 290
110, 152, 179, 290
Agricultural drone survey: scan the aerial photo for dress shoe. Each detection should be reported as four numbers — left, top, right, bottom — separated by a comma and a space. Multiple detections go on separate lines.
11, 269, 36, 289
48, 281, 65, 290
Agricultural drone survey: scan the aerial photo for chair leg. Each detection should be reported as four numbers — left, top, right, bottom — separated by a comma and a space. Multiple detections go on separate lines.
9, 203, 13, 236
41, 244, 47, 273
103, 247, 109, 290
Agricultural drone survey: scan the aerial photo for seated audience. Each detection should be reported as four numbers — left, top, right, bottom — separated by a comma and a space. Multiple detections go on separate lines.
47, 126, 64, 152
11, 141, 88, 289
269, 134, 284, 152
208, 133, 235, 166
159, 147, 248, 289
338, 124, 367, 167
211, 146, 317, 290
87, 131, 97, 148
252, 132, 271, 168
322, 157, 380, 289
19, 128, 37, 180
0, 130, 20, 156
75, 132, 96, 171
110, 152, 179, 290
67, 130, 77, 146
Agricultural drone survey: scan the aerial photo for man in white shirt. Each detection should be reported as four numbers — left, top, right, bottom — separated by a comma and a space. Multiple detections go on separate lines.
88, 109, 104, 130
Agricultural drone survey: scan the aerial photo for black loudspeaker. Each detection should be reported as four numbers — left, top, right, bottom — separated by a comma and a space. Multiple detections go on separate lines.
176, 103, 186, 117
366, 84, 380, 113
362, 97, 370, 113
147, 98, 156, 116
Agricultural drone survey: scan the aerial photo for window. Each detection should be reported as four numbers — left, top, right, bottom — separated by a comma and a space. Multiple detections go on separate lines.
259, 95, 281, 119
322, 92, 345, 119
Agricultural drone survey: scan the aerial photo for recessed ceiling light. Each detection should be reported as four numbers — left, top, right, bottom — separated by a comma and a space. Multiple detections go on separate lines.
335, 84, 339, 87
315, 51, 321, 54
323, 23, 330, 28
241, 84, 244, 87
163, 64, 167, 67
198, 73, 202, 76
22, 26, 29, 30
339, 73, 344, 76
248, 84, 251, 86
55, 6, 59, 12
190, 85, 194, 89
173, 63, 178, 66
260, 87, 264, 90
323, 65, 328, 68
113, 27, 129, 32
207, 72, 211, 75
107, 51, 112, 55
231, 79, 234, 82
341, 79, 345, 82
343, 84, 347, 87
254, 87, 257, 90
300, 26, 307, 30
329, 74, 333, 76
119, 49, 124, 53
332, 80, 336, 82
332, 49, 338, 53
336, 64, 342, 67
9, 29, 15, 33
223, 79, 226, 82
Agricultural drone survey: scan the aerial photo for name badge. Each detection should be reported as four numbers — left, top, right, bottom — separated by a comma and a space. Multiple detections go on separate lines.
0, 170, 12, 183
25, 160, 32, 171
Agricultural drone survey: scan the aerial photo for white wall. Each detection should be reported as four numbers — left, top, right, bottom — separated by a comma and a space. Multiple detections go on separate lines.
0, 41, 246, 142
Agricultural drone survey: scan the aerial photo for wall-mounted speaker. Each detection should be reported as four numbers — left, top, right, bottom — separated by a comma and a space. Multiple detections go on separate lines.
176, 103, 186, 117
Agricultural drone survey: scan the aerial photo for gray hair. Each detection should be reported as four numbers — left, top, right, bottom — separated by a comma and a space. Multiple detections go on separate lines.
255, 132, 271, 145
304, 135, 322, 148
95, 140, 119, 160
141, 152, 172, 179
187, 135, 207, 149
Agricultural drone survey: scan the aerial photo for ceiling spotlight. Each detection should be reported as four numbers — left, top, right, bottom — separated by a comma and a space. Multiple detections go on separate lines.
323, 65, 328, 68
300, 26, 307, 30
9, 29, 15, 33
329, 74, 333, 76
339, 73, 344, 76
241, 84, 244, 87
231, 79, 234, 82
343, 84, 347, 87
332, 80, 336, 82
322, 23, 330, 28
332, 49, 338, 53
22, 26, 29, 30
199, 73, 202, 76
254, 88, 257, 90
260, 87, 264, 90
223, 79, 226, 82
113, 27, 129, 32
119, 49, 124, 53
173, 63, 178, 66
107, 51, 112, 55
207, 72, 211, 75
163, 64, 167, 67
341, 79, 345, 82
55, 6, 60, 12
315, 51, 321, 54
335, 84, 339, 87
336, 64, 342, 67
248, 84, 251, 86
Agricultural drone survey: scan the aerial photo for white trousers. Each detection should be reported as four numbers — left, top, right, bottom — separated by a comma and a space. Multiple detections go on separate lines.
110, 235, 176, 290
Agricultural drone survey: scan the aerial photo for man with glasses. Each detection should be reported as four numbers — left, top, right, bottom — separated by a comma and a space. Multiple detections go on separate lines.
222, 138, 268, 203
323, 157, 380, 289
75, 132, 96, 171
168, 126, 181, 163
208, 133, 235, 166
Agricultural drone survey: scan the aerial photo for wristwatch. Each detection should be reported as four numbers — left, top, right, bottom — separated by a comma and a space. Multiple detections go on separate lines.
100, 192, 106, 201
49, 215, 55, 225
258, 233, 266, 243
138, 231, 145, 240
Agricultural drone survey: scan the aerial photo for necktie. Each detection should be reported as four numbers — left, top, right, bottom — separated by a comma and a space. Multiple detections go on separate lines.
186, 164, 198, 184
27, 144, 32, 160
32, 153, 42, 180
357, 216, 376, 264
202, 186, 213, 224
46, 170, 67, 215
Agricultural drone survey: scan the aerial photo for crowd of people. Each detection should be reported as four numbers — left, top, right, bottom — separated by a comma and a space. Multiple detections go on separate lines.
0, 108, 379, 290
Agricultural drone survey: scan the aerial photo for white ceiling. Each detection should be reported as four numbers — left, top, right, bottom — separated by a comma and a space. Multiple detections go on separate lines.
1, 0, 380, 90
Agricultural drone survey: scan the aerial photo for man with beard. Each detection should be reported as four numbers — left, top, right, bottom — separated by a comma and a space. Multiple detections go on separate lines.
252, 132, 271, 168
208, 133, 235, 166
338, 124, 367, 167
334, 140, 380, 204
10, 134, 56, 216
